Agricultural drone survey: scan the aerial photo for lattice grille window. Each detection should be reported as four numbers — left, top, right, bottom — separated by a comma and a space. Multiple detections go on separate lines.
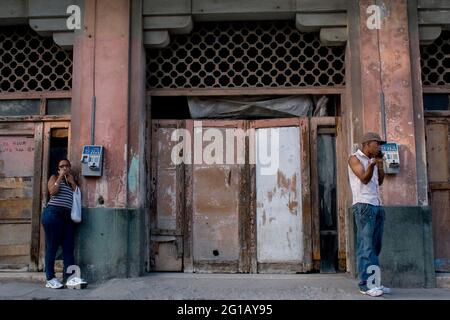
421, 31, 450, 86
0, 26, 72, 93
146, 21, 345, 90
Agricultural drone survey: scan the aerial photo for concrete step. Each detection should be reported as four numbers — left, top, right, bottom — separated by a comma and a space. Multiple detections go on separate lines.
0, 272, 62, 283
436, 273, 450, 288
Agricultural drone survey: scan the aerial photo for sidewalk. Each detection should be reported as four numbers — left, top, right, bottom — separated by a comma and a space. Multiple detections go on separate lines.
1, 272, 450, 300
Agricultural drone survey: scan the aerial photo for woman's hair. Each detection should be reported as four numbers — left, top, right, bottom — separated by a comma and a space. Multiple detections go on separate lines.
56, 158, 71, 171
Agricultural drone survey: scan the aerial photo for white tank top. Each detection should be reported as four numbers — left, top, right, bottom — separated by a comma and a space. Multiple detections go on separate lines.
348, 149, 382, 206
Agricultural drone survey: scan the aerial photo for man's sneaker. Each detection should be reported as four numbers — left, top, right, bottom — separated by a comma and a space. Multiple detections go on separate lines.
375, 285, 391, 294
359, 284, 383, 297
45, 278, 64, 289
65, 277, 88, 289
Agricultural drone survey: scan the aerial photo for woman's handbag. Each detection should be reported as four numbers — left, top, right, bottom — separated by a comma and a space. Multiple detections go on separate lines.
71, 186, 82, 223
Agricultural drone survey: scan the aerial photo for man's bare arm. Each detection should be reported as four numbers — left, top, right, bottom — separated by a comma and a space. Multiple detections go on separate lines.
348, 155, 376, 185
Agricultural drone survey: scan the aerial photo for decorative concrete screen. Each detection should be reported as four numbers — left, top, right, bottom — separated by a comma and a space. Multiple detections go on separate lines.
0, 26, 72, 92
421, 30, 450, 86
146, 21, 345, 89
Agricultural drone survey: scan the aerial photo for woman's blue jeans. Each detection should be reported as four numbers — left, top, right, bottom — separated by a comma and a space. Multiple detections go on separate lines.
41, 205, 75, 281
353, 203, 385, 283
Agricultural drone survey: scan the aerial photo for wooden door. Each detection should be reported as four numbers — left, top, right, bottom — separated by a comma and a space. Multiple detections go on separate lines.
0, 122, 42, 271
149, 120, 185, 271
249, 118, 312, 273
425, 115, 450, 272
185, 120, 247, 273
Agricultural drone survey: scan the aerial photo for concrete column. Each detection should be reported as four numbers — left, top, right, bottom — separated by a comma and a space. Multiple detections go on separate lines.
71, 0, 130, 208
357, 0, 418, 206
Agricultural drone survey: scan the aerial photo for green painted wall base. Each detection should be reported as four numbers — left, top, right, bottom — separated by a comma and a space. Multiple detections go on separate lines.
350, 206, 436, 288
74, 208, 145, 283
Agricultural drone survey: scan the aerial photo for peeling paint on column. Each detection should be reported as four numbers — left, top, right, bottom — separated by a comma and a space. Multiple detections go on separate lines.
128, 153, 139, 194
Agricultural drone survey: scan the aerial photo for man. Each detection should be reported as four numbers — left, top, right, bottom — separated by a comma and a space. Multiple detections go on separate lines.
348, 132, 391, 297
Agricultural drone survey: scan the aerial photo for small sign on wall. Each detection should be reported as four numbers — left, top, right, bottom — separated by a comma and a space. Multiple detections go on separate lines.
0, 136, 35, 177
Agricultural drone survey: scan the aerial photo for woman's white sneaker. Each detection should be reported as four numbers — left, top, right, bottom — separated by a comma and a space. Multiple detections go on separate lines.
45, 278, 64, 289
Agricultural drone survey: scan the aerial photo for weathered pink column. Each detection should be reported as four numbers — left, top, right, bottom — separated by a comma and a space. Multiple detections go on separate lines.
71, 0, 130, 208
358, 0, 418, 206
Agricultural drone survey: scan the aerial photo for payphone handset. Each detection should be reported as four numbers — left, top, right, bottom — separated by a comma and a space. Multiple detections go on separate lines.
380, 142, 400, 174
81, 145, 104, 176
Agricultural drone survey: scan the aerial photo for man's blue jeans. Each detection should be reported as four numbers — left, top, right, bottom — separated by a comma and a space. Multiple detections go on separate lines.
41, 205, 75, 281
353, 203, 385, 283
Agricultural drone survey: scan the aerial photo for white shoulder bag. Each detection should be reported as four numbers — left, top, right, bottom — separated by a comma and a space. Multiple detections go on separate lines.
71, 186, 82, 223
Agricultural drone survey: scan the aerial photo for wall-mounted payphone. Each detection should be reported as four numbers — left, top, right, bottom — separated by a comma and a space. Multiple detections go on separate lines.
381, 142, 400, 174
81, 145, 104, 176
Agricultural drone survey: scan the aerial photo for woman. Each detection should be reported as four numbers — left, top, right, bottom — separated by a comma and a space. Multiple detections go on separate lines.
41, 158, 87, 289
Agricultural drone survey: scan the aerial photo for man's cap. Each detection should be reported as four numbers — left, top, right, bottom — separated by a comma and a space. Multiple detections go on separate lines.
361, 132, 386, 145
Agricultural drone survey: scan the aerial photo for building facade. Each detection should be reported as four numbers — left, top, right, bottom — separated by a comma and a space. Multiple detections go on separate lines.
0, 0, 449, 287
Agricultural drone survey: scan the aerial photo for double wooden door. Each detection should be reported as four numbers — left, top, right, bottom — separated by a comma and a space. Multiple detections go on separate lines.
149, 118, 313, 273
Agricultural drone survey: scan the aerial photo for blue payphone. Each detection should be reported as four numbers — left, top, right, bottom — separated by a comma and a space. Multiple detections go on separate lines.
80, 145, 104, 176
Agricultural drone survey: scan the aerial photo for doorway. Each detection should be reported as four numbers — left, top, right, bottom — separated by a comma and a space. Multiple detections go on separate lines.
148, 95, 342, 273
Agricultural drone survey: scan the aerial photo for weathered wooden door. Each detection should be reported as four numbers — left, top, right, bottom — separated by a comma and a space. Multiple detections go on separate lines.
0, 122, 42, 271
250, 118, 312, 273
149, 120, 185, 271
185, 120, 247, 273
425, 115, 450, 272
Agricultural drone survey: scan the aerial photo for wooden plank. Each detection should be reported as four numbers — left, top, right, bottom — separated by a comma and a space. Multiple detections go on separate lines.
257, 262, 307, 273
193, 261, 239, 273
0, 116, 71, 122
422, 86, 450, 94
425, 111, 450, 118
300, 117, 312, 271
310, 118, 320, 269
30, 122, 43, 270
0, 91, 72, 100
0, 178, 33, 199
0, 223, 31, 245
238, 122, 250, 273
431, 190, 450, 271
0, 198, 32, 220
335, 115, 348, 271
148, 87, 346, 97
430, 182, 450, 190
0, 244, 29, 257
183, 121, 194, 272
0, 177, 33, 189
426, 123, 449, 182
